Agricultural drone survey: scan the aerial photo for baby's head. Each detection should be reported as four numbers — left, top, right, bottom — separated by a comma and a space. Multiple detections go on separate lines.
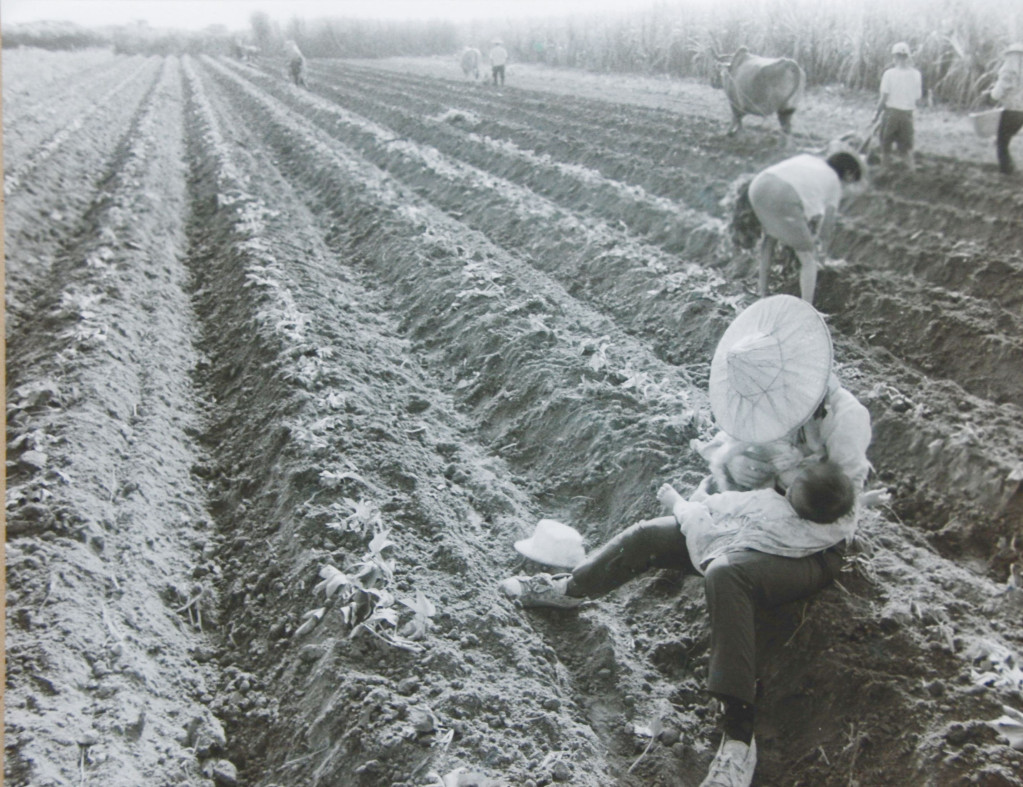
787, 461, 855, 524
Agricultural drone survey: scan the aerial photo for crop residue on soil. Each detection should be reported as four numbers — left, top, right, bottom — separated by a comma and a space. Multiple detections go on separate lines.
4, 48, 1023, 786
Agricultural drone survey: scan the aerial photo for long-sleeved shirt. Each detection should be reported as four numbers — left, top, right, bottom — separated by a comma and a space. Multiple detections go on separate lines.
671, 487, 855, 574
695, 376, 873, 494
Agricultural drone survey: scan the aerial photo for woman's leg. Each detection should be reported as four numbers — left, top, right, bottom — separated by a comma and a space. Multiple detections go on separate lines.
794, 248, 818, 304
758, 236, 776, 297
567, 517, 693, 598
703, 548, 842, 705
749, 173, 814, 299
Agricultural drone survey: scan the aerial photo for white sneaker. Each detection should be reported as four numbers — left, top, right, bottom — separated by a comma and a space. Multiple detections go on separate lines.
498, 573, 582, 609
699, 735, 756, 787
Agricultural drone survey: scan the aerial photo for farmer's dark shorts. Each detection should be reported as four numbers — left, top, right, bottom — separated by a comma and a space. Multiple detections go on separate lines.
881, 108, 915, 151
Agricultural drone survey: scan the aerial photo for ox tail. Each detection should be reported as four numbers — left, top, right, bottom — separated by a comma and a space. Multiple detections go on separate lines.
782, 62, 806, 113
728, 176, 762, 250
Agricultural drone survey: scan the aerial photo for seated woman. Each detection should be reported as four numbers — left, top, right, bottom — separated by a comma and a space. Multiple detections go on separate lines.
500, 295, 874, 787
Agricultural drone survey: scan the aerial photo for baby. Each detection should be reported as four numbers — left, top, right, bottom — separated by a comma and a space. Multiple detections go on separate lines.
657, 460, 855, 574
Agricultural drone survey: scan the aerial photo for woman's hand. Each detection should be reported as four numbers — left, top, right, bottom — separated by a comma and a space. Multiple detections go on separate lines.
725, 452, 775, 489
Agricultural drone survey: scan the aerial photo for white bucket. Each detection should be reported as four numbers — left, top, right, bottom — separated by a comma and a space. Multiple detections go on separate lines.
969, 108, 1003, 138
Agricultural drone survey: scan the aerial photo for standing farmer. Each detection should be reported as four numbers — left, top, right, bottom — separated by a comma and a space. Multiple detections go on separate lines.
741, 147, 864, 304
875, 42, 923, 171
988, 42, 1023, 176
286, 40, 307, 87
489, 39, 508, 86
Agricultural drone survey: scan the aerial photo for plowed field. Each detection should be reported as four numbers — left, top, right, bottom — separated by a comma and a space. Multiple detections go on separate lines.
5, 49, 1023, 787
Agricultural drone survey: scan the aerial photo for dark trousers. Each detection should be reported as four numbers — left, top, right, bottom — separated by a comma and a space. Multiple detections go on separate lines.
997, 109, 1023, 174
566, 519, 842, 705
881, 108, 914, 154
492, 65, 505, 86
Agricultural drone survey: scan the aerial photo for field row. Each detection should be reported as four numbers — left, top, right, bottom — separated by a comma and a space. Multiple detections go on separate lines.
4, 51, 1022, 787
304, 61, 1023, 402
188, 55, 1023, 785
5, 57, 221, 786
226, 56, 1023, 537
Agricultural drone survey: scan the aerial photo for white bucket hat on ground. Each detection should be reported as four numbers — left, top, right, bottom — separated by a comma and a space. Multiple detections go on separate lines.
709, 295, 833, 444
514, 519, 586, 568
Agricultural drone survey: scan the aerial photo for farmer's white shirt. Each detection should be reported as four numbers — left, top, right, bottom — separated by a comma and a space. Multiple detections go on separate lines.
758, 154, 840, 222
672, 488, 856, 574
490, 46, 508, 66
880, 66, 923, 110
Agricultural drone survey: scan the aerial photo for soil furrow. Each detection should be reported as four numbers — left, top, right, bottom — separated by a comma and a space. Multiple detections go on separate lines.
1, 49, 120, 118
311, 61, 781, 213
214, 58, 1023, 518
5, 57, 224, 787
307, 64, 1023, 323
196, 56, 1023, 787
3, 58, 166, 337
185, 56, 635, 785
2, 55, 150, 172
3, 58, 158, 195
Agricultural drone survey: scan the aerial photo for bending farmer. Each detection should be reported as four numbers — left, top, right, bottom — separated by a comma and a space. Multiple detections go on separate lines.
741, 147, 864, 304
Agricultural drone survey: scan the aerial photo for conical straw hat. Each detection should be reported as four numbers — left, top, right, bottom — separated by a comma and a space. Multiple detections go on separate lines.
709, 295, 833, 443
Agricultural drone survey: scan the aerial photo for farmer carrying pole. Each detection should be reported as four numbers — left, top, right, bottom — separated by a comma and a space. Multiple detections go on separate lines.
874, 42, 923, 171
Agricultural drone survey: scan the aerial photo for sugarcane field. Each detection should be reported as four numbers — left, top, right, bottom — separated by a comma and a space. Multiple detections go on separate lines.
3, 1, 1023, 785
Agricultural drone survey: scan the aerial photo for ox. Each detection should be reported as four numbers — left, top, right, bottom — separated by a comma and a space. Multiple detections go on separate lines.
714, 47, 805, 140
460, 47, 482, 80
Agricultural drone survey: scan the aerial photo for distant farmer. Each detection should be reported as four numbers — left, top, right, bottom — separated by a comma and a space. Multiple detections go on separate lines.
460, 47, 482, 80
874, 42, 923, 171
737, 146, 864, 304
987, 42, 1023, 176
500, 296, 874, 787
286, 40, 307, 87
489, 39, 508, 86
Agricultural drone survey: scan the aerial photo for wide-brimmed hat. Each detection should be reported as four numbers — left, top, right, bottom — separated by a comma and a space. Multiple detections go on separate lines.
1005, 42, 1023, 56
709, 295, 833, 443
514, 519, 586, 568
891, 41, 910, 56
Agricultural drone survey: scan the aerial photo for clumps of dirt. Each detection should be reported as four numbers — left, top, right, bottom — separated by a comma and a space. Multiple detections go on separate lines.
181, 61, 632, 785
7, 47, 1023, 787
193, 55, 1023, 786
5, 57, 228, 786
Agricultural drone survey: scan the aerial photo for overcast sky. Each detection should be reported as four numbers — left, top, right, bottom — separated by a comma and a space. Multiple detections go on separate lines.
1, 0, 664, 30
